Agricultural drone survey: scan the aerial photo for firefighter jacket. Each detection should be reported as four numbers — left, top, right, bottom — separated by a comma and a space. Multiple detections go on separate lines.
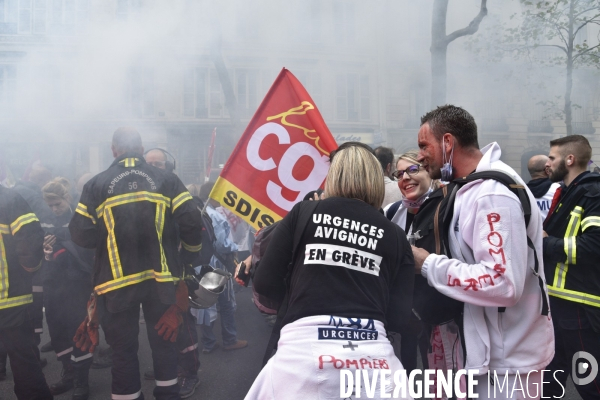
543, 171, 600, 330
0, 186, 44, 329
42, 209, 93, 283
69, 153, 203, 312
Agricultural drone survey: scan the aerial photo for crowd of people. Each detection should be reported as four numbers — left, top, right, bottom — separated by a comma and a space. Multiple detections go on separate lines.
0, 105, 598, 399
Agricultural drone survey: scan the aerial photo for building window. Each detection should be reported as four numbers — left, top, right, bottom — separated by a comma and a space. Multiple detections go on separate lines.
17, 0, 46, 34
294, 70, 323, 109
209, 70, 225, 118
131, 67, 153, 118
236, 69, 258, 119
183, 68, 226, 119
0, 0, 7, 23
52, 0, 73, 25
117, 0, 141, 20
336, 73, 369, 121
0, 65, 16, 113
333, 0, 355, 45
289, 0, 321, 43
18, 0, 31, 33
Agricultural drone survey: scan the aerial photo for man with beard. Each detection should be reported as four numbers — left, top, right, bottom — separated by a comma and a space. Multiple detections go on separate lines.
411, 105, 553, 399
542, 135, 600, 398
527, 155, 560, 220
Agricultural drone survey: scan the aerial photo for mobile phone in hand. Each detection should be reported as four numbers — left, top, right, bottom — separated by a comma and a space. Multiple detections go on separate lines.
236, 262, 251, 287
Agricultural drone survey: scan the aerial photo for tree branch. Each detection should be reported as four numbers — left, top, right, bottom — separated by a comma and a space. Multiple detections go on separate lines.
575, 5, 600, 18
573, 42, 600, 60
574, 12, 600, 36
535, 44, 568, 53
444, 0, 488, 44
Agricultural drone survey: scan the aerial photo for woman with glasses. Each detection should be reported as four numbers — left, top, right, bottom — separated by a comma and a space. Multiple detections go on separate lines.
245, 143, 414, 399
384, 150, 437, 232
383, 150, 438, 375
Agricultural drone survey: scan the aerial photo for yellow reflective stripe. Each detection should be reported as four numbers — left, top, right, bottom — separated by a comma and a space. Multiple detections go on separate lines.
564, 206, 582, 265
172, 192, 193, 212
548, 286, 600, 308
552, 262, 569, 289
94, 270, 174, 295
181, 241, 202, 253
10, 213, 38, 235
105, 208, 123, 280
0, 236, 7, 300
96, 192, 170, 218
155, 203, 169, 274
582, 216, 600, 232
76, 203, 96, 224
0, 294, 33, 310
119, 157, 139, 168
565, 237, 576, 265
0, 224, 9, 235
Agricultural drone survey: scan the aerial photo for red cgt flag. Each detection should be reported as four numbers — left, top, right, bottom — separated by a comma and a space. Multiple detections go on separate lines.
209, 68, 337, 230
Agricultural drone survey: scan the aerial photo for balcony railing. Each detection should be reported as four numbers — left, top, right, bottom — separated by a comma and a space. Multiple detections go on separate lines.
479, 118, 509, 132
572, 122, 595, 135
527, 120, 554, 133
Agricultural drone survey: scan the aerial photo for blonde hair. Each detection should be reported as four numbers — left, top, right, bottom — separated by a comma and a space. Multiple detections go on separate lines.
397, 150, 420, 165
186, 184, 201, 198
42, 177, 72, 203
325, 145, 384, 208
396, 150, 441, 190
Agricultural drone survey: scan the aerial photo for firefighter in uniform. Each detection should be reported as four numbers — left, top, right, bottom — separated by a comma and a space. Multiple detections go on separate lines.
69, 127, 203, 400
0, 185, 52, 399
143, 147, 201, 399
543, 134, 600, 398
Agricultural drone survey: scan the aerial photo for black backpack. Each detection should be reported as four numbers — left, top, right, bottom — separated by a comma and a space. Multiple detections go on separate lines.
411, 170, 549, 325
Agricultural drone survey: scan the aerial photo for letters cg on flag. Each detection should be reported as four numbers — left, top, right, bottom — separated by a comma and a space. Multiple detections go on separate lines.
209, 68, 337, 230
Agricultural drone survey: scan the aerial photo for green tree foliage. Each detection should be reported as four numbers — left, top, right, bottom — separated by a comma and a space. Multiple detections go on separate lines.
503, 0, 600, 134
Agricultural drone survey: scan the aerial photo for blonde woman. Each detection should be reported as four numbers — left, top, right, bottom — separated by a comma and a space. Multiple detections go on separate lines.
41, 178, 94, 399
383, 151, 438, 375
246, 143, 414, 399
384, 150, 438, 232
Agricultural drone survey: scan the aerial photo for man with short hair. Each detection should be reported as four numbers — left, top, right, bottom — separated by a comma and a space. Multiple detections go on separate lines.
527, 154, 560, 220
143, 148, 201, 399
412, 105, 553, 399
70, 127, 204, 400
374, 146, 402, 208
542, 135, 600, 398
145, 149, 170, 171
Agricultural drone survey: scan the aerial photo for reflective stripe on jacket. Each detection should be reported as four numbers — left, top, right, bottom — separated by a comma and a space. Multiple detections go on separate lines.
544, 172, 600, 327
0, 186, 44, 327
69, 154, 203, 308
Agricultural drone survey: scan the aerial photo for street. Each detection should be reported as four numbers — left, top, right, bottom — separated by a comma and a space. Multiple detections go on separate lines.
0, 286, 581, 399
0, 286, 272, 400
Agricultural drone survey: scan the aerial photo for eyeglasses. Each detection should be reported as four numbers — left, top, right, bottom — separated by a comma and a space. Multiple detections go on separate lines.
391, 164, 420, 179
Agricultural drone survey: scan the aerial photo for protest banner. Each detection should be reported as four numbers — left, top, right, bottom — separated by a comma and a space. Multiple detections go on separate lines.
209, 68, 337, 229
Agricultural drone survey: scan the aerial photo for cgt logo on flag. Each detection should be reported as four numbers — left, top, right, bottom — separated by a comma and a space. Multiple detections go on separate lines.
209, 68, 337, 229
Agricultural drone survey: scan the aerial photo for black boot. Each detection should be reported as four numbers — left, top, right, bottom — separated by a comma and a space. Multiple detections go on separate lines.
50, 359, 74, 395
72, 362, 90, 400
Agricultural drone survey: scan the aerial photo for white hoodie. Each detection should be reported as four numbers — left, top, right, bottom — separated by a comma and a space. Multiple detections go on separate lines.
421, 142, 554, 374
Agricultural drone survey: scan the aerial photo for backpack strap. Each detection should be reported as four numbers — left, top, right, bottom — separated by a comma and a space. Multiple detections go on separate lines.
385, 201, 401, 221
433, 185, 448, 255
262, 200, 320, 366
